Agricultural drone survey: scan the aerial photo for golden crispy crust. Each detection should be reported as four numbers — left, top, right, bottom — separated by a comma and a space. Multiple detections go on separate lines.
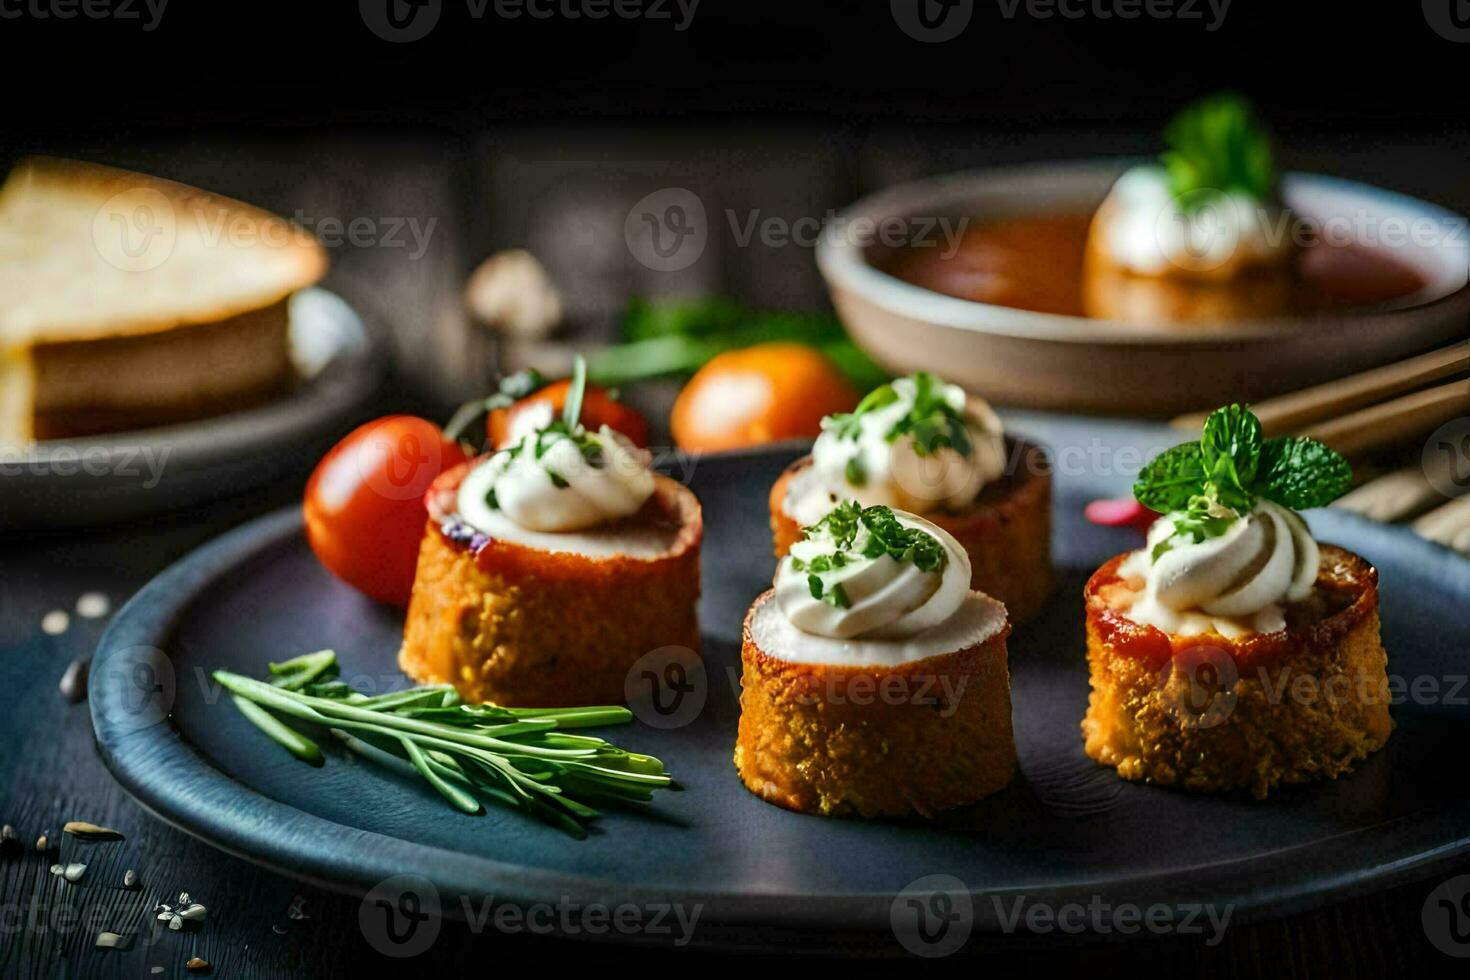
768, 440, 1053, 625
734, 591, 1016, 817
1081, 545, 1393, 799
399, 472, 703, 707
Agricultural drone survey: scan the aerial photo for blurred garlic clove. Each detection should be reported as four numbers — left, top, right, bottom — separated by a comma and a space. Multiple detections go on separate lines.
465, 249, 563, 341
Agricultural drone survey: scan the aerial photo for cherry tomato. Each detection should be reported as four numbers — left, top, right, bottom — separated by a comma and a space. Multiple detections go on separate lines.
304, 415, 469, 606
487, 378, 649, 449
671, 343, 859, 453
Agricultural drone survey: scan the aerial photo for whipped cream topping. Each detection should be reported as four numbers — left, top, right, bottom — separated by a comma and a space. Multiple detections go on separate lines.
1116, 500, 1319, 638
457, 423, 654, 535
751, 591, 1006, 668
1092, 165, 1291, 279
774, 507, 971, 641
785, 375, 1007, 527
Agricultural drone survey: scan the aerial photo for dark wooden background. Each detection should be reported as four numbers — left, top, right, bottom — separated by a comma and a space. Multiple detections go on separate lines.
4, 1, 1470, 974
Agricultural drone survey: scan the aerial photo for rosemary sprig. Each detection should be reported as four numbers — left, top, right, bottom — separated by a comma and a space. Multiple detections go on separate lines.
217, 651, 672, 838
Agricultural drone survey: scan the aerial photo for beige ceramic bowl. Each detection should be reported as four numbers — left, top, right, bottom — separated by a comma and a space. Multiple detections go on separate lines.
817, 160, 1470, 416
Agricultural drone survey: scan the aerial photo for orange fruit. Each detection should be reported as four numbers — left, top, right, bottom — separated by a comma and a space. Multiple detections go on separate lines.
671, 343, 860, 453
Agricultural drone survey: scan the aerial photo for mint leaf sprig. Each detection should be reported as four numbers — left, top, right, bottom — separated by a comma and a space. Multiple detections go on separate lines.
219, 651, 672, 839
1133, 404, 1352, 560
1160, 92, 1277, 208
792, 502, 949, 607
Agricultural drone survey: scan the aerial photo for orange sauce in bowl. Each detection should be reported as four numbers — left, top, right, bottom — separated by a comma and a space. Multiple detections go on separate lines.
878, 212, 1428, 323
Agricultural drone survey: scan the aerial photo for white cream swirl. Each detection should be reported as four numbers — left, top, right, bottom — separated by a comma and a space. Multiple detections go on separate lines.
774, 508, 971, 640
785, 374, 1007, 527
457, 423, 654, 534
1091, 165, 1291, 280
1117, 500, 1319, 638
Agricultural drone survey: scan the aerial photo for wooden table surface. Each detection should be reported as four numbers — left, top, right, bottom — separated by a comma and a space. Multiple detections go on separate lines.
3, 130, 1469, 975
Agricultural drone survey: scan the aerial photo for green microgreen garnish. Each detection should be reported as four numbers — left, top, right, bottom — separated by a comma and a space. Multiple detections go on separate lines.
793, 502, 949, 605
217, 651, 673, 839
562, 355, 588, 430
1160, 92, 1276, 208
824, 372, 973, 468
443, 368, 549, 444
1134, 404, 1352, 561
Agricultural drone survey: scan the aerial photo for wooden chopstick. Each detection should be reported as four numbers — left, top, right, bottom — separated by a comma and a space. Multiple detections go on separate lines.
1412, 497, 1470, 556
1172, 342, 1469, 435
1298, 379, 1469, 458
1334, 466, 1441, 523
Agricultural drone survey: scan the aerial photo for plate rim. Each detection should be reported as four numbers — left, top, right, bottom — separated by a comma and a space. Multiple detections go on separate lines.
90, 465, 1470, 947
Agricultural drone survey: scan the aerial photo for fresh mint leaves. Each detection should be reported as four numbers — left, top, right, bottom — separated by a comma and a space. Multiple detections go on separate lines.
1160, 92, 1276, 207
1134, 404, 1353, 560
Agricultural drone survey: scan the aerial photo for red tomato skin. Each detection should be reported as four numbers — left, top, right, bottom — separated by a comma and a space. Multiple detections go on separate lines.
487, 380, 649, 449
304, 415, 469, 606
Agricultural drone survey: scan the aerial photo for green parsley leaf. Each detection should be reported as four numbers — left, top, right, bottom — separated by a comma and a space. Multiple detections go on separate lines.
546, 469, 569, 489
845, 455, 867, 487
1160, 92, 1276, 206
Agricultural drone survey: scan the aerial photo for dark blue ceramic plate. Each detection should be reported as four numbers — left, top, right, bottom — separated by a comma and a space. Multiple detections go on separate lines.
92, 441, 1470, 950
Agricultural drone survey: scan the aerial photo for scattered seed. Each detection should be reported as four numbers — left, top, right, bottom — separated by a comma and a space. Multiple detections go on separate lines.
124, 869, 139, 890
64, 821, 124, 841
76, 592, 111, 619
59, 658, 90, 703
186, 957, 210, 973
177, 904, 207, 922
96, 931, 130, 950
63, 863, 87, 882
151, 968, 165, 975
272, 922, 288, 935
286, 895, 309, 921
0, 825, 17, 855
35, 834, 48, 853
50, 864, 64, 875
41, 610, 70, 635
168, 916, 185, 932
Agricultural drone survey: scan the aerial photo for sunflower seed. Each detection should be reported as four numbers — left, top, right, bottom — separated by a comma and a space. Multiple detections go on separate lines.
0, 824, 18, 855
59, 658, 90, 703
50, 864, 64, 875
177, 904, 207, 922
63, 821, 124, 841
124, 869, 139, 890
63, 863, 87, 882
168, 916, 185, 932
96, 932, 129, 950
186, 957, 210, 973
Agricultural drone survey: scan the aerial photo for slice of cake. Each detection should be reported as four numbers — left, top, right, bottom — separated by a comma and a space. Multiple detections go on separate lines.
0, 157, 327, 442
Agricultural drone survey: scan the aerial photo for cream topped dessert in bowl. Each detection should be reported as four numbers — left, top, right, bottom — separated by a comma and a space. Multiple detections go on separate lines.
1083, 405, 1392, 799
769, 370, 1052, 624
399, 362, 703, 707
736, 502, 1016, 817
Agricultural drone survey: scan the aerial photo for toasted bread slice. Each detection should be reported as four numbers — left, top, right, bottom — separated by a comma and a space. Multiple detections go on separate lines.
0, 158, 328, 442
